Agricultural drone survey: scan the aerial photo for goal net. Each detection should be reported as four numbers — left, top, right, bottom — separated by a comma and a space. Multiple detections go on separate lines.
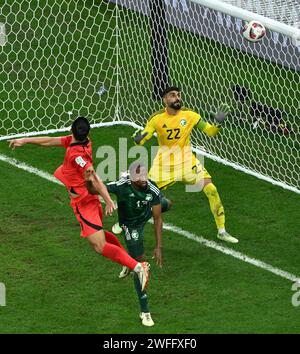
116, 0, 300, 193
0, 0, 118, 137
0, 0, 299, 193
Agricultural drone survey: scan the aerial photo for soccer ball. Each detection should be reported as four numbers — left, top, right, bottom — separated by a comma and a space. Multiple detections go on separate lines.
242, 20, 266, 42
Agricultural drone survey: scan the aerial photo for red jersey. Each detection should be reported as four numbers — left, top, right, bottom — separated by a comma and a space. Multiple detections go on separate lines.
54, 135, 94, 204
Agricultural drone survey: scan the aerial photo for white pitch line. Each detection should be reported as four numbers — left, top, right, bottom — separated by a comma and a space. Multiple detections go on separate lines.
1, 152, 299, 283
149, 220, 300, 283
0, 153, 63, 186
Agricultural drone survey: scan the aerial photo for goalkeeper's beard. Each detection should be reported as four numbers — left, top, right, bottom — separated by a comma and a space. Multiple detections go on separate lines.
170, 101, 182, 110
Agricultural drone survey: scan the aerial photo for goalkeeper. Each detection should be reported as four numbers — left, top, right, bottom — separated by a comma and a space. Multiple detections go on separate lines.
131, 86, 238, 244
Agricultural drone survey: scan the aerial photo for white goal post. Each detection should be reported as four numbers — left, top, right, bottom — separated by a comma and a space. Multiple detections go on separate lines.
195, 0, 300, 44
0, 0, 299, 195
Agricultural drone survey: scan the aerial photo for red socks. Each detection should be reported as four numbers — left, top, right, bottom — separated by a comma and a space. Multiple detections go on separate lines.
101, 231, 138, 270
104, 231, 125, 250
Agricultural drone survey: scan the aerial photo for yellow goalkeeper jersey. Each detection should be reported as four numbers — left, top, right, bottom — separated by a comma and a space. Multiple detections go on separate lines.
140, 108, 200, 147
139, 108, 201, 167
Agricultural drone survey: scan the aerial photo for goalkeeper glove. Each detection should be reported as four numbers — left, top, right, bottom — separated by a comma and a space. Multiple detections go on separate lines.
210, 103, 231, 126
131, 129, 148, 145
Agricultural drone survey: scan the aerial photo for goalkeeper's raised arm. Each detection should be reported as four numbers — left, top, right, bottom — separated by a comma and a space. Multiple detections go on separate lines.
195, 103, 231, 137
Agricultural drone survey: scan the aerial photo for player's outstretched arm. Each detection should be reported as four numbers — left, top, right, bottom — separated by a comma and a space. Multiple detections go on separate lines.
196, 104, 231, 137
84, 167, 116, 216
152, 204, 163, 268
196, 120, 220, 137
8, 137, 62, 149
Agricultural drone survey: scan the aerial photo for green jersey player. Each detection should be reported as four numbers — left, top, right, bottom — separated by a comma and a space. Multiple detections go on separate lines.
106, 162, 172, 327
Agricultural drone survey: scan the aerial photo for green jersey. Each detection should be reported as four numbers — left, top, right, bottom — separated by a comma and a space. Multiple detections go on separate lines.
106, 176, 161, 228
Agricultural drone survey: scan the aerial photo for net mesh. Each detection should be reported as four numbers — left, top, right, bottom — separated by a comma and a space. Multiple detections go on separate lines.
0, 0, 117, 136
117, 0, 300, 190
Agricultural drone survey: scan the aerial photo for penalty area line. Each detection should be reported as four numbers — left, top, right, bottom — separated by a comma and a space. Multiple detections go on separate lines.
1, 152, 299, 283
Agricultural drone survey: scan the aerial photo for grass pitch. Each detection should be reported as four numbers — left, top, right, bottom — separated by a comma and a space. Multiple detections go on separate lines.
0, 125, 299, 333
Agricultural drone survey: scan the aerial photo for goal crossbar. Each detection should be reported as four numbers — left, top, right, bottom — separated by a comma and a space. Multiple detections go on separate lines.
192, 0, 300, 44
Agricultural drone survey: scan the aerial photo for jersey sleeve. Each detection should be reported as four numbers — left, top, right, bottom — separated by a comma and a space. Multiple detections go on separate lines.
148, 180, 161, 206
151, 193, 161, 206
190, 111, 201, 127
201, 122, 220, 137
71, 154, 93, 173
60, 135, 73, 148
105, 181, 119, 195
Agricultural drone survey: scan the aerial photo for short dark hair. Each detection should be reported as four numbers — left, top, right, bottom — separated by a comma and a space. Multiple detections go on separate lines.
161, 86, 181, 98
71, 116, 90, 141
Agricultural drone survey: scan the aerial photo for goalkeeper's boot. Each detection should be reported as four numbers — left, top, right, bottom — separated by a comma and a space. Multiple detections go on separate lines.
217, 231, 239, 244
136, 262, 150, 292
119, 266, 131, 278
140, 312, 154, 327
112, 222, 122, 235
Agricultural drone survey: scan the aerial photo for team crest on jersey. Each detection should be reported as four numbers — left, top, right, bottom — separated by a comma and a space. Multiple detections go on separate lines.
75, 156, 87, 168
131, 230, 139, 240
180, 119, 187, 126
145, 194, 153, 201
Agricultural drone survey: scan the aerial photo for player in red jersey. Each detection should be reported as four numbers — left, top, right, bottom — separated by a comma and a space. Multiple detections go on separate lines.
8, 117, 149, 291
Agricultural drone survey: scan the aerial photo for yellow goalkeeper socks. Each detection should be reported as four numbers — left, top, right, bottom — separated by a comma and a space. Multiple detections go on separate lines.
203, 183, 225, 230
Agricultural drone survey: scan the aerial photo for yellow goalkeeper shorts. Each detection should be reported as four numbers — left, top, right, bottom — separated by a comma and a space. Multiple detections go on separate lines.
148, 157, 211, 190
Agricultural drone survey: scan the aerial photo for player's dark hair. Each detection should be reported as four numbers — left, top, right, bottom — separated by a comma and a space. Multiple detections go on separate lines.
161, 86, 181, 98
71, 116, 90, 141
